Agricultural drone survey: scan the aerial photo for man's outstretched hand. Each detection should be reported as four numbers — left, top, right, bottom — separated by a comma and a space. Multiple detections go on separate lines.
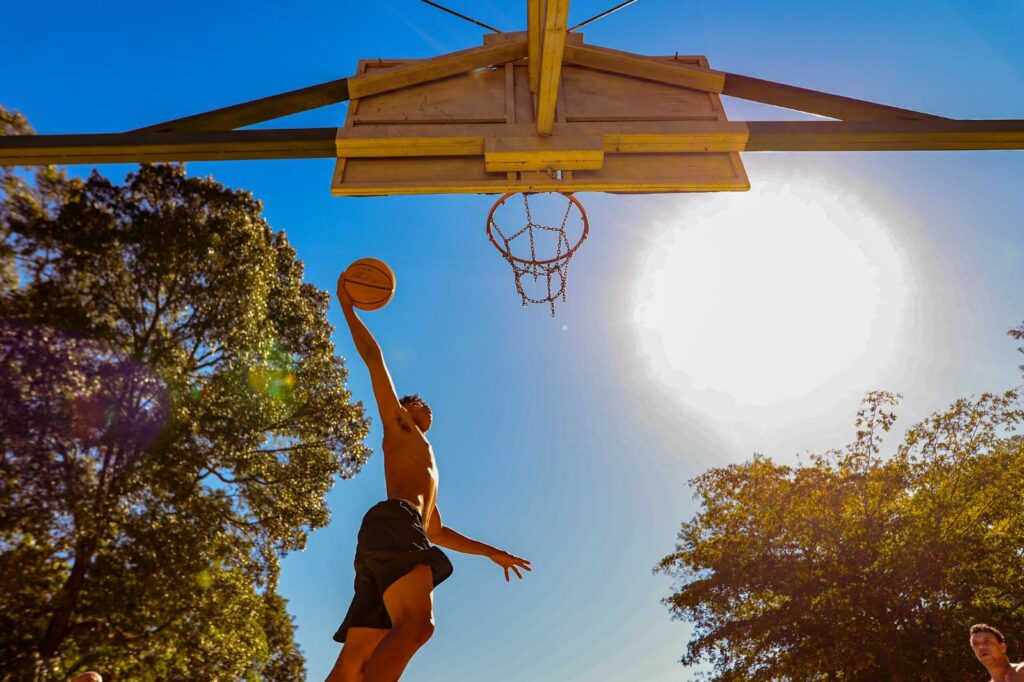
489, 550, 532, 582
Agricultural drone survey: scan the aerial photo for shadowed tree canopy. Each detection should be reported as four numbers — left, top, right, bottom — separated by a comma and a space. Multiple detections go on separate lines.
658, 326, 1024, 682
0, 107, 371, 680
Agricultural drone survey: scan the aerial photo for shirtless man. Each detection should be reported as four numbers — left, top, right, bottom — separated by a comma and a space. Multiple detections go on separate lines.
971, 624, 1024, 682
327, 271, 531, 682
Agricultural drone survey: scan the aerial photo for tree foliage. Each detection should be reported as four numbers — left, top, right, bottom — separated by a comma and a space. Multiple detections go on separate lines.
0, 107, 371, 680
658, 334, 1024, 681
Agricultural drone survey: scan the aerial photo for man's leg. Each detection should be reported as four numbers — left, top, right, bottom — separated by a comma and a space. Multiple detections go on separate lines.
325, 627, 389, 682
363, 565, 435, 682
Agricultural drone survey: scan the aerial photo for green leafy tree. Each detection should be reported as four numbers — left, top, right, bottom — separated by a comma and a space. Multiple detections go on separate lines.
658, 331, 1024, 681
0, 107, 370, 680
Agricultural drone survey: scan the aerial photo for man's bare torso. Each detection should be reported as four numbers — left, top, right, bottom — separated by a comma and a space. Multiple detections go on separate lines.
382, 412, 438, 526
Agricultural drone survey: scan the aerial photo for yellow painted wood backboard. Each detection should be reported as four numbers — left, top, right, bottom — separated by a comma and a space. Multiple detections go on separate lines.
331, 51, 749, 196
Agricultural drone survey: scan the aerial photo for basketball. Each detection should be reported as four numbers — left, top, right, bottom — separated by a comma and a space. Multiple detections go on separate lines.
340, 258, 396, 311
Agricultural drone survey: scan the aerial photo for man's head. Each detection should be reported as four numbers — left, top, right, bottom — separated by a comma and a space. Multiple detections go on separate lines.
970, 623, 1008, 667
400, 394, 432, 432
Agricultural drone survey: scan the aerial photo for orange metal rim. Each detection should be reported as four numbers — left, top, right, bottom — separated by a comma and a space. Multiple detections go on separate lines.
485, 191, 590, 266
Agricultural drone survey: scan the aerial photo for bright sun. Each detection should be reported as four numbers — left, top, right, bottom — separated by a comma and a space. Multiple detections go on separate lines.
632, 178, 909, 407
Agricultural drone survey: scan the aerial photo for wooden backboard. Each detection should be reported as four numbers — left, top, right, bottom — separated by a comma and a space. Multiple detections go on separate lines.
331, 34, 749, 196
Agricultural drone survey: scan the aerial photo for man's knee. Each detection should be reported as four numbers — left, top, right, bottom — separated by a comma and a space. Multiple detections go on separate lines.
396, 615, 435, 647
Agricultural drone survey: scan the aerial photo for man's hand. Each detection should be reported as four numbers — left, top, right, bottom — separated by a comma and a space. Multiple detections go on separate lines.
489, 550, 532, 582
336, 270, 354, 309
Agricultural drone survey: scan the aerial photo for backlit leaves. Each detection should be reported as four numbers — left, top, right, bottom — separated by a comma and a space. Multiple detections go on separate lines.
659, 349, 1024, 681
1, 118, 370, 680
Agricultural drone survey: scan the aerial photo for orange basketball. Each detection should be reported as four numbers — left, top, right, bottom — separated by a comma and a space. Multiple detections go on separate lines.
341, 258, 396, 311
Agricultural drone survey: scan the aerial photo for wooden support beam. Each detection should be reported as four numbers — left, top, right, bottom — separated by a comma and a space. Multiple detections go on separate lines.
0, 129, 338, 165
348, 40, 527, 100
334, 120, 1024, 154
722, 73, 944, 121
563, 44, 725, 93
4, 120, 1023, 167
335, 125, 744, 159
335, 120, 737, 140
135, 79, 350, 133
528, 0, 542, 93
536, 0, 571, 135
134, 40, 526, 134
743, 120, 1024, 150
337, 134, 484, 157
484, 134, 604, 171
604, 123, 750, 152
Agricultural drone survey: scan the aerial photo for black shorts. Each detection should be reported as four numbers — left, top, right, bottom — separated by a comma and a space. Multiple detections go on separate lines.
333, 499, 453, 643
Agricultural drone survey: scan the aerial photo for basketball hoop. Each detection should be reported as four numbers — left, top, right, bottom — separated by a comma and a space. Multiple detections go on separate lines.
486, 192, 589, 316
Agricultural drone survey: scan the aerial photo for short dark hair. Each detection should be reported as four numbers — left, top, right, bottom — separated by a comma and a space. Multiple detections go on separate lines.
400, 394, 426, 408
970, 624, 1005, 644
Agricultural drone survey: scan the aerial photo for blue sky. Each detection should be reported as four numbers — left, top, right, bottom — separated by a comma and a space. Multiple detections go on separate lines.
3, 1, 1024, 679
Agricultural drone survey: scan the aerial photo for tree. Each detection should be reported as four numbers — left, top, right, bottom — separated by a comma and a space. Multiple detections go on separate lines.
0, 107, 371, 680
657, 331, 1024, 681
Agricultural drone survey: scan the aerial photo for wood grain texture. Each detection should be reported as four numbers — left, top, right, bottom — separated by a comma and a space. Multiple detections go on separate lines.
347, 41, 527, 100
536, 0, 571, 135
563, 44, 725, 94
744, 119, 1024, 150
484, 134, 604, 171
134, 79, 350, 132
0, 129, 338, 165
528, 0, 542, 93
723, 73, 944, 121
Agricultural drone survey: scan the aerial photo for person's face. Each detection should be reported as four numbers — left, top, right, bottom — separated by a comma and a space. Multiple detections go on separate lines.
405, 400, 432, 432
971, 632, 1007, 665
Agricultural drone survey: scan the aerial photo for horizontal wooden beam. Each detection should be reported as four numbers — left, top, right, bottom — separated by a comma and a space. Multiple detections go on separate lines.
484, 134, 604, 171
744, 119, 1024, 150
603, 123, 749, 152
3, 120, 1023, 167
337, 134, 482, 157
335, 122, 747, 158
563, 44, 725, 93
0, 129, 338, 165
723, 72, 944, 121
135, 79, 350, 133
331, 120, 1024, 155
347, 40, 527, 100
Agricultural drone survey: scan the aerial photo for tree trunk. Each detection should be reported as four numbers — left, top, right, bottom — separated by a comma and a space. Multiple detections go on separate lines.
37, 536, 97, 661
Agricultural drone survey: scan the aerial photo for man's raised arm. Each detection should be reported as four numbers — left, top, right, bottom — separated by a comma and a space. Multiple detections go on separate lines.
337, 271, 403, 422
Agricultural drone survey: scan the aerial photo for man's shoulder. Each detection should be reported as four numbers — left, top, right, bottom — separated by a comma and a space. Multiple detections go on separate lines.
381, 416, 430, 447
380, 408, 415, 433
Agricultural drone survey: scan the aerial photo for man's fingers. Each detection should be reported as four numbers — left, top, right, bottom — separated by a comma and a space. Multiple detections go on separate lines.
495, 553, 531, 581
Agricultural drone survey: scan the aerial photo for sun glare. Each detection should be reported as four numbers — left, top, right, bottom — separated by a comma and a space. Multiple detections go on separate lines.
632, 178, 909, 408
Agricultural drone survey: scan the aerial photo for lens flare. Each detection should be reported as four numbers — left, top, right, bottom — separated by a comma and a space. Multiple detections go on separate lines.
1, 320, 169, 450
243, 342, 299, 404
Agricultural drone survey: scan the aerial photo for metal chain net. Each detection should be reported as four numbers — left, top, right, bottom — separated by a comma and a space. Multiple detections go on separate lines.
488, 193, 587, 316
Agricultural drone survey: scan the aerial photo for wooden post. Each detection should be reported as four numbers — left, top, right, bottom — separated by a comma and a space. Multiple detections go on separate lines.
536, 0, 570, 135
528, 0, 542, 94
